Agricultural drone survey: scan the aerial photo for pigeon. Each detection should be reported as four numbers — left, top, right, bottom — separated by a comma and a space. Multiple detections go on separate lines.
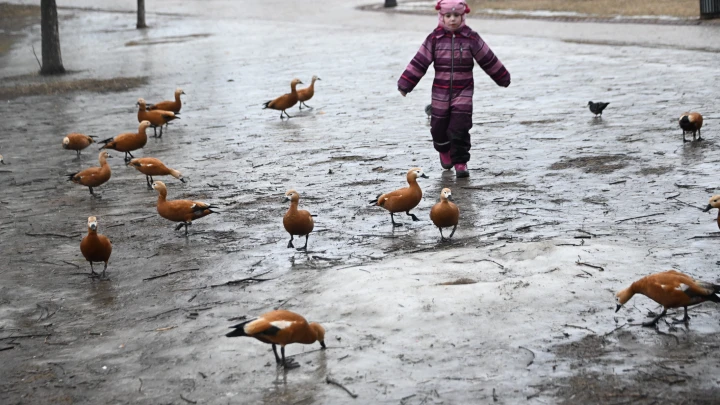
588, 101, 610, 117
425, 104, 432, 119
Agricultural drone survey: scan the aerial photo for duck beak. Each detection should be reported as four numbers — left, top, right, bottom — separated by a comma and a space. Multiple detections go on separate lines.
703, 204, 712, 213
420, 173, 429, 179
447, 195, 454, 202
317, 77, 322, 81
90, 224, 97, 231
320, 340, 326, 349
180, 178, 186, 183
282, 196, 290, 203
615, 304, 622, 313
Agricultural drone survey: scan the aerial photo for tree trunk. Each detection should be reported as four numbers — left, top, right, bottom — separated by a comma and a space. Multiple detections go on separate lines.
137, 0, 147, 28
384, 0, 397, 7
40, 0, 65, 75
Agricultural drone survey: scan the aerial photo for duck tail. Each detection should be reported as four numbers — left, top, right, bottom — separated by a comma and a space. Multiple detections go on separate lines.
262, 101, 271, 109
707, 293, 720, 303
226, 318, 255, 338
66, 173, 78, 181
369, 194, 381, 205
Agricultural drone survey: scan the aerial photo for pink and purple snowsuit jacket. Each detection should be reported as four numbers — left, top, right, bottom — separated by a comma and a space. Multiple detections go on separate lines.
398, 25, 510, 116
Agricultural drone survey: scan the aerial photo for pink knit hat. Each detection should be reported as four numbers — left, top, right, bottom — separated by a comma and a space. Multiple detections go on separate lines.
436, 0, 470, 29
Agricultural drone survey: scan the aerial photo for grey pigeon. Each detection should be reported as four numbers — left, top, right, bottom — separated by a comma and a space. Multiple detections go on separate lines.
425, 104, 432, 119
588, 101, 610, 117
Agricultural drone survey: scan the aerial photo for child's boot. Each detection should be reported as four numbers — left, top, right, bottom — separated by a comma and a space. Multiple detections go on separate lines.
439, 151, 453, 170
454, 163, 469, 178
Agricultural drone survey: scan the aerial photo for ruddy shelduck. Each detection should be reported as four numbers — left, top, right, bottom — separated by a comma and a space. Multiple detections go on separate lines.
226, 309, 326, 369
263, 78, 302, 119
62, 133, 95, 156
99, 121, 151, 161
370, 168, 428, 227
0, 154, 4, 165
148, 88, 185, 113
151, 181, 217, 235
615, 270, 720, 326
283, 190, 315, 251
702, 195, 720, 230
430, 188, 459, 240
136, 98, 179, 137
66, 151, 112, 196
297, 75, 320, 110
679, 112, 703, 143
80, 216, 112, 278
128, 157, 185, 188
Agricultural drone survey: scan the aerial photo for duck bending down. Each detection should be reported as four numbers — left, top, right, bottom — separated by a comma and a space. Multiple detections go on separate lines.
137, 98, 179, 137
370, 168, 428, 227
80, 216, 112, 278
430, 188, 459, 240
679, 112, 703, 143
147, 88, 185, 113
128, 157, 185, 188
263, 78, 302, 119
297, 75, 320, 110
615, 270, 720, 326
151, 181, 217, 235
66, 151, 112, 196
283, 190, 315, 251
62, 133, 96, 156
226, 309, 325, 369
99, 121, 151, 161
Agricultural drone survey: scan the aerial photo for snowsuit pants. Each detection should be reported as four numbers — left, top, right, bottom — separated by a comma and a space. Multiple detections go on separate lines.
430, 86, 473, 164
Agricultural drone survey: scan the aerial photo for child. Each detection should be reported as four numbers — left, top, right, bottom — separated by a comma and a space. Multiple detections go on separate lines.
398, 0, 510, 178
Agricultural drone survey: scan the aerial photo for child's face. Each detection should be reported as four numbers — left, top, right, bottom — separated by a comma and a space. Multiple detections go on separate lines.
443, 12, 462, 31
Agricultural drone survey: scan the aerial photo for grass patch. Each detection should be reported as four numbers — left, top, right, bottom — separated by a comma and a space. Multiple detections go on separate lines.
466, 0, 700, 18
0, 76, 148, 100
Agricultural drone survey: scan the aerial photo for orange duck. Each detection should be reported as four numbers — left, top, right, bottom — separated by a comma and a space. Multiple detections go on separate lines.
147, 88, 185, 113
226, 309, 326, 369
136, 98, 179, 137
679, 112, 703, 143
99, 121, 151, 161
370, 168, 428, 227
151, 181, 217, 234
62, 133, 95, 156
297, 75, 320, 110
430, 188, 459, 240
616, 270, 720, 326
283, 190, 315, 251
263, 78, 302, 119
80, 216, 112, 278
67, 151, 112, 196
128, 157, 185, 188
702, 195, 720, 229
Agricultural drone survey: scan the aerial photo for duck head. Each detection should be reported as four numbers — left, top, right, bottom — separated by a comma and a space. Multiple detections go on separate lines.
614, 287, 634, 312
139, 120, 152, 131
408, 167, 429, 181
87, 216, 98, 232
283, 189, 300, 203
62, 137, 70, 149
312, 75, 321, 82
98, 150, 111, 163
290, 78, 303, 87
152, 181, 168, 196
309, 322, 326, 349
175, 88, 186, 96
703, 195, 720, 213
136, 98, 146, 108
440, 187, 453, 201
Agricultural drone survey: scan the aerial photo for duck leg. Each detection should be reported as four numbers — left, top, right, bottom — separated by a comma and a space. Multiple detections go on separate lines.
272, 344, 281, 364
159, 125, 164, 138
76, 150, 81, 157
281, 346, 299, 369
439, 227, 446, 241
642, 308, 667, 327
145, 175, 152, 189
283, 110, 293, 119
89, 262, 99, 278
287, 235, 295, 248
672, 307, 690, 324
390, 213, 402, 227
448, 224, 457, 239
296, 234, 309, 251
302, 102, 313, 109
184, 222, 190, 235
102, 262, 108, 278
682, 131, 688, 143
697, 129, 703, 141
152, 126, 158, 137
299, 103, 303, 110
406, 211, 420, 221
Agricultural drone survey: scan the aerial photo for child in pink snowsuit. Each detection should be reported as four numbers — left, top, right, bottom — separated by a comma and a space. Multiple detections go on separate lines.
398, 0, 510, 178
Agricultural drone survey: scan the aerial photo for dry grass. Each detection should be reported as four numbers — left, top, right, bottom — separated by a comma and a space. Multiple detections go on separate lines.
0, 3, 40, 19
0, 77, 148, 100
467, 0, 700, 18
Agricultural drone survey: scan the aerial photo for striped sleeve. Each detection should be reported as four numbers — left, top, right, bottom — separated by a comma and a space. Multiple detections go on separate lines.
472, 35, 510, 87
397, 35, 434, 93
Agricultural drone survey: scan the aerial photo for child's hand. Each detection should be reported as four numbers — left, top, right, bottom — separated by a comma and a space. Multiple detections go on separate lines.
399, 90, 407, 97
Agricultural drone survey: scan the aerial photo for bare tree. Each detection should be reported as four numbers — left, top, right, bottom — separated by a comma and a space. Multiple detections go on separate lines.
40, 0, 65, 74
137, 0, 148, 29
